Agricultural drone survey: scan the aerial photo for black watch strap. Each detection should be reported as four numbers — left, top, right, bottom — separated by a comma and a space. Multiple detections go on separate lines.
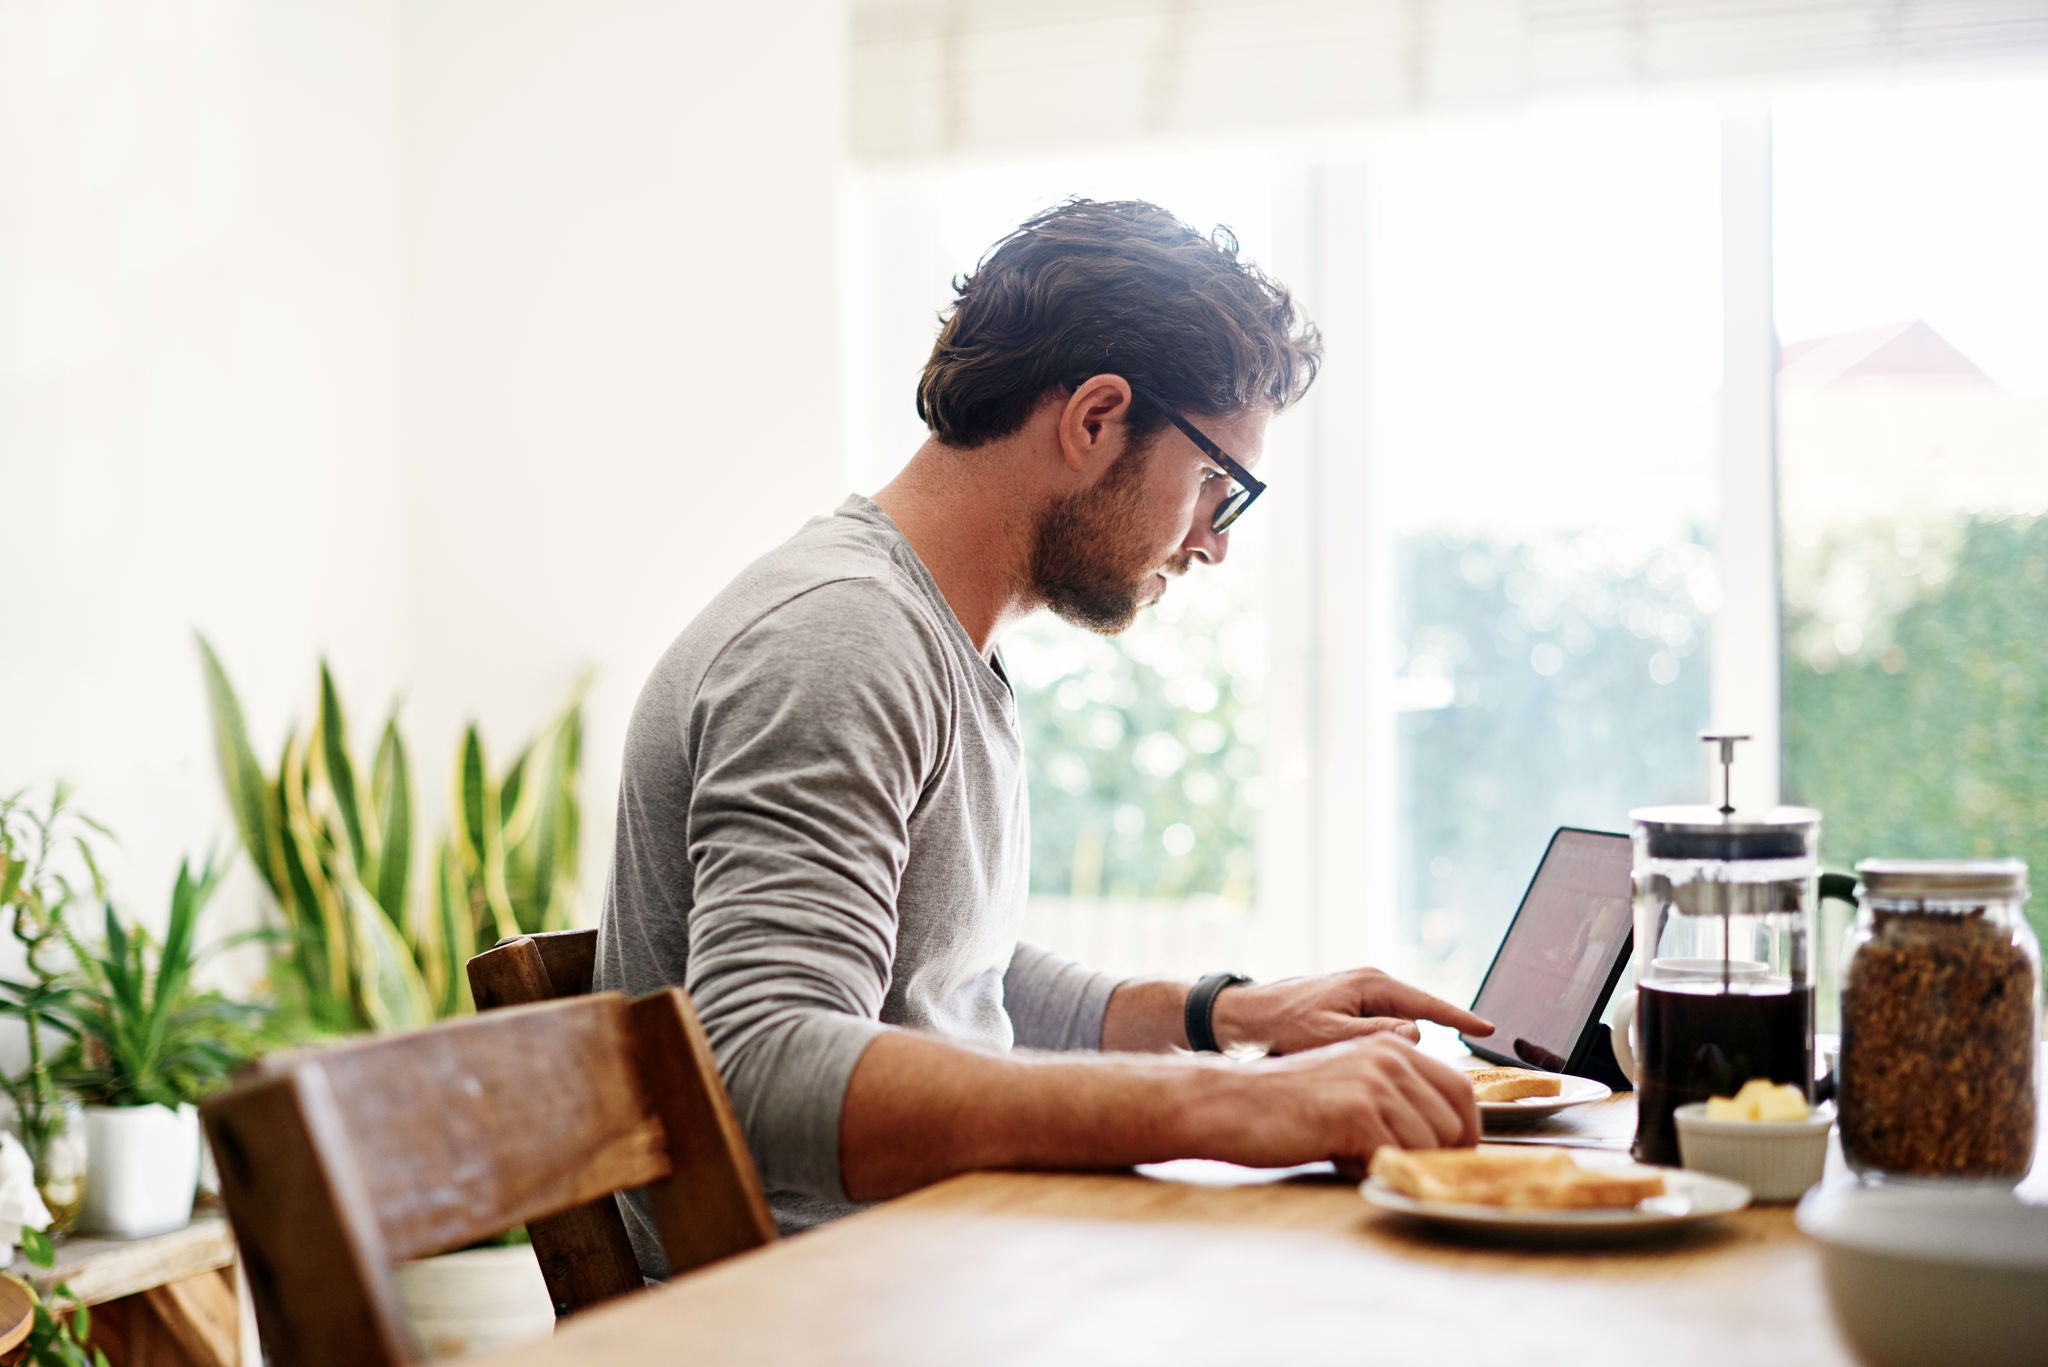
1184, 972, 1252, 1053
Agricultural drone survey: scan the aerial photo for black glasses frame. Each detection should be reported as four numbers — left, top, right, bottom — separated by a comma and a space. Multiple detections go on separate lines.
1126, 382, 1265, 534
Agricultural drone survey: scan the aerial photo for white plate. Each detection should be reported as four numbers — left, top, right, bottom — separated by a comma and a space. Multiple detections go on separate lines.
1361, 1151, 1750, 1240
1478, 1073, 1612, 1124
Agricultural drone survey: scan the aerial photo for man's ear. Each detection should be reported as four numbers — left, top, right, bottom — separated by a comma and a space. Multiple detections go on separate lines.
1055, 375, 1136, 477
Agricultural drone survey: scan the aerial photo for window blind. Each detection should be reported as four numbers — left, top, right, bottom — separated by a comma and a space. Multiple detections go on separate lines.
851, 0, 2048, 159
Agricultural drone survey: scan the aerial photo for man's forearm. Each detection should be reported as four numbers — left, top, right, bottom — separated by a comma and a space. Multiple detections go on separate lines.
838, 1027, 1244, 1201
1098, 975, 1264, 1053
1098, 976, 1194, 1052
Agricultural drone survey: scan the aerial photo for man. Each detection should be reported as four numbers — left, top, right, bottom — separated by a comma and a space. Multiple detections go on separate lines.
597, 199, 1493, 1271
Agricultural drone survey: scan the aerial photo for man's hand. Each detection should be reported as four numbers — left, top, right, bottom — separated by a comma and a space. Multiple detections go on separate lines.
1194, 1034, 1482, 1177
1211, 967, 1494, 1055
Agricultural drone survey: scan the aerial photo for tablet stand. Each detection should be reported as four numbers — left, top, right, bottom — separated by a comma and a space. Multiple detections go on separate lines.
1572, 1023, 1634, 1092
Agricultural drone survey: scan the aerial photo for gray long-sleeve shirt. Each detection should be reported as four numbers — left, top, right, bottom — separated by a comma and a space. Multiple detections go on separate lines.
595, 495, 1122, 1270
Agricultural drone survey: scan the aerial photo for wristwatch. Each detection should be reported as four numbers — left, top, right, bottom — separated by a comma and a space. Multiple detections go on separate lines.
1184, 972, 1253, 1053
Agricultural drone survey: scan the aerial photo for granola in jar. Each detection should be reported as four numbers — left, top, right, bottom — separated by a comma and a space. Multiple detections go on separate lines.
1838, 859, 2040, 1181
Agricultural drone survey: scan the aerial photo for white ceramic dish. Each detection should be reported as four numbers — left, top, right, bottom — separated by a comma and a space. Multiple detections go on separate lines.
1797, 1181, 2048, 1367
1674, 1100, 1833, 1203
1478, 1074, 1613, 1126
1361, 1149, 1750, 1241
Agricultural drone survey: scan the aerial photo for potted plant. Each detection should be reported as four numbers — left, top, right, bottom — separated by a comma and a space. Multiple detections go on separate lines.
197, 640, 586, 1354
11, 1228, 108, 1367
0, 785, 105, 1233
196, 636, 588, 1035
59, 855, 266, 1239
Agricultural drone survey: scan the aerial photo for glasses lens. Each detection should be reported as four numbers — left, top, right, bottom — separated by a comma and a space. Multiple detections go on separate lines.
1212, 488, 1251, 533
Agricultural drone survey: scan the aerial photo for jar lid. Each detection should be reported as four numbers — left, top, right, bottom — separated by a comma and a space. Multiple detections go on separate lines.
1855, 858, 2028, 902
1631, 805, 1820, 861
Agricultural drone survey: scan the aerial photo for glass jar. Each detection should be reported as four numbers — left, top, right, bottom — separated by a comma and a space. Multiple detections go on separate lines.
12, 1098, 87, 1234
1838, 859, 2041, 1182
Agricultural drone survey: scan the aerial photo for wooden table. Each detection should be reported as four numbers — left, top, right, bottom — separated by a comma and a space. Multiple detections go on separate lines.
471, 1088, 1957, 1367
5, 1210, 246, 1366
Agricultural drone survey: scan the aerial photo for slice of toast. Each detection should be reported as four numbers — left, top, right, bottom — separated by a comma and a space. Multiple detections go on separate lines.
1368, 1146, 1665, 1210
1468, 1066, 1564, 1103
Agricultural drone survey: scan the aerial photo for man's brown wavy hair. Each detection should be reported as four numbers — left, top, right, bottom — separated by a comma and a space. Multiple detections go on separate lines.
915, 199, 1323, 449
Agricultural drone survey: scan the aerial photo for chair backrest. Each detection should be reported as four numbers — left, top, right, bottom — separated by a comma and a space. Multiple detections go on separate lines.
465, 928, 757, 1317
467, 928, 599, 1010
203, 991, 777, 1367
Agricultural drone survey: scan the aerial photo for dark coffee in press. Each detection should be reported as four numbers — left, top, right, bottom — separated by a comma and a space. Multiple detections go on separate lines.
1632, 980, 1815, 1166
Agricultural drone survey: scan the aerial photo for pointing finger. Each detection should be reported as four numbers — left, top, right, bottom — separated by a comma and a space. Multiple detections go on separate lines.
1373, 980, 1494, 1036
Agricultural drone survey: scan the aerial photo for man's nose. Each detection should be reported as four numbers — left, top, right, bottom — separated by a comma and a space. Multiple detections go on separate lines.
1182, 514, 1228, 567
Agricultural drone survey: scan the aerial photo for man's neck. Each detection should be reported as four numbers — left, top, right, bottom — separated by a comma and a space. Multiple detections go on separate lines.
872, 438, 1039, 657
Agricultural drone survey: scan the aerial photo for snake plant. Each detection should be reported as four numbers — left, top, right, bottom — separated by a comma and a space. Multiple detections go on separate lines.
197, 635, 584, 1034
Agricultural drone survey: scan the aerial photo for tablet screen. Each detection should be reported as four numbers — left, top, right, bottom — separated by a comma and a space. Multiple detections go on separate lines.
1462, 828, 1633, 1072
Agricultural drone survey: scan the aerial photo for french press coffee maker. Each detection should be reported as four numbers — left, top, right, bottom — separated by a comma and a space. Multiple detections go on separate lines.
1623, 735, 1820, 1165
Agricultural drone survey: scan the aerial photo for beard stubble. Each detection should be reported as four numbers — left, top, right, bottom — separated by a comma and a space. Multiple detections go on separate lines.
1026, 442, 1189, 635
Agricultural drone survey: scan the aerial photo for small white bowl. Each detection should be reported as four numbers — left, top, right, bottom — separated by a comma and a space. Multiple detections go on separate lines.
1797, 1181, 2048, 1367
1674, 1101, 1833, 1203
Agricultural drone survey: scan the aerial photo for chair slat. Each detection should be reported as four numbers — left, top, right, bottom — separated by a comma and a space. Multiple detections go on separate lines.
469, 929, 598, 1010
465, 930, 657, 1315
312, 997, 674, 1262
631, 989, 778, 1275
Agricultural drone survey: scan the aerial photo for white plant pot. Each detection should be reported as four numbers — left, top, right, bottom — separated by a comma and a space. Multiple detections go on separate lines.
78, 1103, 200, 1238
395, 1244, 554, 1360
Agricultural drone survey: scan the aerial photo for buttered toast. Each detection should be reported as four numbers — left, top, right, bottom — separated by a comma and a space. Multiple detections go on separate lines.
1467, 1066, 1564, 1103
1368, 1146, 1666, 1210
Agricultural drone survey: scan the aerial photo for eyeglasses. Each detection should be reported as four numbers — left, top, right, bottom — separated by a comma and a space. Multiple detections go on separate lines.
1126, 382, 1265, 534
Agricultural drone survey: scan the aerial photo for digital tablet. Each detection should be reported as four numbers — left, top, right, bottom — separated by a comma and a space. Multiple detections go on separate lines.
1459, 826, 1634, 1086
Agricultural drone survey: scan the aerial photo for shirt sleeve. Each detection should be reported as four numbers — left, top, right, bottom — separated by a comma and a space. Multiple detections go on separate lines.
678, 579, 948, 1204
1003, 939, 1124, 1052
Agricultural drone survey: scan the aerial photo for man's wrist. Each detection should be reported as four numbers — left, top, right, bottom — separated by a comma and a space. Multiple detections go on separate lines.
1160, 1049, 1261, 1157
1199, 975, 1262, 1053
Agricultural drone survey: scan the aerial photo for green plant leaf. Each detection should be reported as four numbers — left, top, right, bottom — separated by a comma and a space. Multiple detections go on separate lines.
281, 732, 354, 1024
338, 874, 432, 1032
318, 661, 367, 870
457, 726, 488, 864
498, 746, 531, 843
149, 861, 209, 1063
370, 714, 412, 931
529, 728, 568, 931
195, 633, 285, 900
22, 1226, 53, 1267
432, 840, 474, 1017
454, 726, 520, 944
72, 834, 108, 901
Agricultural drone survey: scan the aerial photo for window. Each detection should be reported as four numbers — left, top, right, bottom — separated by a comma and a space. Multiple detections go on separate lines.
1347, 102, 1727, 1000
1776, 77, 2048, 962
846, 76, 2048, 998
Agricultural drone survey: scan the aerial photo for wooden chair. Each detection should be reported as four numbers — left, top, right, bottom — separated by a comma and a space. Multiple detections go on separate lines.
465, 927, 708, 1317
202, 991, 777, 1367
467, 928, 599, 1010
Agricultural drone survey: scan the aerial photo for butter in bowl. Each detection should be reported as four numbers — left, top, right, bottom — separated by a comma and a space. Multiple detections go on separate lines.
1675, 1079, 1833, 1203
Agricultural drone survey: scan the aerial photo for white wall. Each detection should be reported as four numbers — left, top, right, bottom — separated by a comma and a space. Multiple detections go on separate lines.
2, 0, 852, 981
0, 1, 407, 950
401, 0, 850, 905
